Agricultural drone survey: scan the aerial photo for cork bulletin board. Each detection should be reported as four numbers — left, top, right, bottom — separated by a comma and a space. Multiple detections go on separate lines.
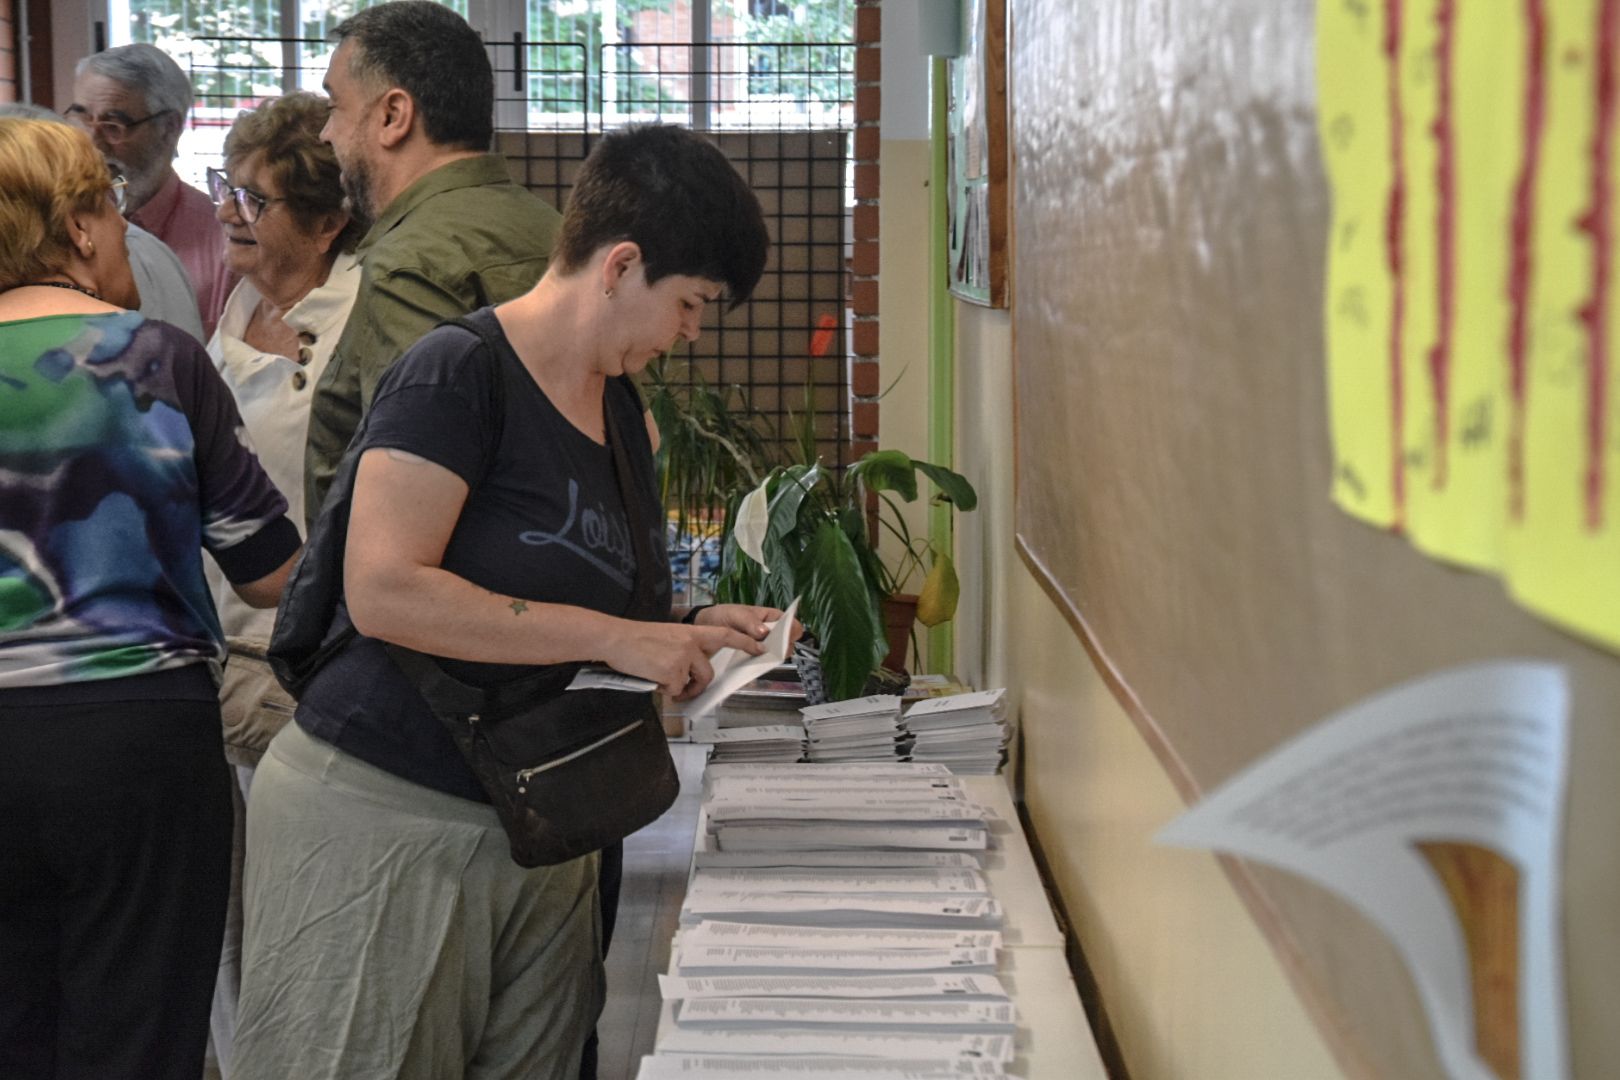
1009, 0, 1620, 1077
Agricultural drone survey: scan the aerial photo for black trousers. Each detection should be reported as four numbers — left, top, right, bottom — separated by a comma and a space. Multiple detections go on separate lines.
0, 695, 232, 1080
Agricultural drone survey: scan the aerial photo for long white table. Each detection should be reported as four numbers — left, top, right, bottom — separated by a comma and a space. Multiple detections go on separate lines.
646, 769, 1109, 1080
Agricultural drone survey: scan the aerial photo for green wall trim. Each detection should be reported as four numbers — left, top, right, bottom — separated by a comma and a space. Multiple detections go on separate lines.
927, 56, 957, 675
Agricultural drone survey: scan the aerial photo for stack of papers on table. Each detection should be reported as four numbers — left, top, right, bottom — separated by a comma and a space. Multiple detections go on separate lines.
800, 695, 906, 763
641, 763, 1017, 1077
902, 689, 1009, 775
690, 722, 806, 764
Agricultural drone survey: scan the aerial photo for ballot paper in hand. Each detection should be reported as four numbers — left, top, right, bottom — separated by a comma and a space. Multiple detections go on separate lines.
565, 665, 659, 692
683, 598, 801, 722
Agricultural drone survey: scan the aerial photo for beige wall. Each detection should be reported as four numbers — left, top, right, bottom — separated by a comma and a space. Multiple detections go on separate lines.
951, 300, 1344, 1079
877, 134, 936, 658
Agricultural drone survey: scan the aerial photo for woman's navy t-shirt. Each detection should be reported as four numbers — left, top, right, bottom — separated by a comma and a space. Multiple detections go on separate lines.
296, 312, 672, 801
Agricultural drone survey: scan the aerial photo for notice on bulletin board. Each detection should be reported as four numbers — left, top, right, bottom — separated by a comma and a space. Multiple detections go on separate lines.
1161, 661, 1570, 1080
1317, 0, 1620, 653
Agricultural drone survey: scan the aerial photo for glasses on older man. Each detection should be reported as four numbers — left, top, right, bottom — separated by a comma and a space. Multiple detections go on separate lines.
206, 167, 283, 225
62, 105, 174, 144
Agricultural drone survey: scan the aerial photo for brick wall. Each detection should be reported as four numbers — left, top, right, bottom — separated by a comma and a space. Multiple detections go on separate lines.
849, 0, 881, 458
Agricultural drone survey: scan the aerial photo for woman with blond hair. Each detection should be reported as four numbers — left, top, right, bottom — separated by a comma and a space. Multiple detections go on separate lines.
0, 117, 301, 1080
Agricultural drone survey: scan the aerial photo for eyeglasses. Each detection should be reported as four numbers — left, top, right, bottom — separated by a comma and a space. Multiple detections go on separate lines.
62, 106, 174, 143
108, 175, 128, 214
206, 167, 284, 225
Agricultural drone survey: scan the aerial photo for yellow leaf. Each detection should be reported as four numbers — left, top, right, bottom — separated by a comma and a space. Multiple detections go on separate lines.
916, 552, 960, 627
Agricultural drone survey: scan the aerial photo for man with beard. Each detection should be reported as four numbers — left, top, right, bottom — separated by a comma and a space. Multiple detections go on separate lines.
68, 44, 235, 337
303, 1, 561, 519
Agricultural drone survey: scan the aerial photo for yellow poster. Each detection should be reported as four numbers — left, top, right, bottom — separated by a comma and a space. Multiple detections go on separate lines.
1319, 0, 1620, 653
1320, 0, 1399, 529
1503, 0, 1620, 652
1400, 1, 1519, 571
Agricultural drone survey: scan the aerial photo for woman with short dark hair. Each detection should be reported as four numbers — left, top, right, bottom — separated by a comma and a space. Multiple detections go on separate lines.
234, 124, 781, 1079
0, 117, 301, 1080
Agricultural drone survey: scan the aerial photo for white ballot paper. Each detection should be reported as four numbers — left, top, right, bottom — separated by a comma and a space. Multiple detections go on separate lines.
655, 1028, 1015, 1063
659, 973, 1010, 1001
672, 945, 998, 975
688, 869, 989, 896
691, 852, 982, 871
683, 598, 800, 722
680, 893, 1002, 928
679, 922, 1002, 952
1157, 661, 1569, 1080
706, 779, 964, 798
566, 665, 660, 692
674, 997, 1017, 1032
713, 825, 989, 852
691, 725, 807, 745
705, 763, 954, 781
635, 1054, 1008, 1079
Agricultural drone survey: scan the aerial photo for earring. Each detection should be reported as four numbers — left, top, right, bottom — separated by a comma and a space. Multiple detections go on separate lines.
86, 240, 95, 257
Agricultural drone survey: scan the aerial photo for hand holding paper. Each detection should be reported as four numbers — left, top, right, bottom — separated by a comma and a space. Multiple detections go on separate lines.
683, 598, 801, 722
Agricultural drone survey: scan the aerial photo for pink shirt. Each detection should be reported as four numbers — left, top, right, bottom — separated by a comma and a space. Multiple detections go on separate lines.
129, 171, 238, 339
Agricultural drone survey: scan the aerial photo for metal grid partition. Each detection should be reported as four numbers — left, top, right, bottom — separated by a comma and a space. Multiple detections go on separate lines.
185, 36, 588, 124
610, 40, 854, 471
186, 34, 854, 601
189, 35, 852, 474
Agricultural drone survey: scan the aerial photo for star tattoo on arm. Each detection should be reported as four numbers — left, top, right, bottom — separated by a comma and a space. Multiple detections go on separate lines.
508, 599, 528, 616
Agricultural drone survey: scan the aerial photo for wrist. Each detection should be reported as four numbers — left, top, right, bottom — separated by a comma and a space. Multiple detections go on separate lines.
681, 604, 714, 626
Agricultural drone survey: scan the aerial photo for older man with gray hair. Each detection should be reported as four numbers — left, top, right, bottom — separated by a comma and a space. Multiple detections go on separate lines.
67, 43, 235, 335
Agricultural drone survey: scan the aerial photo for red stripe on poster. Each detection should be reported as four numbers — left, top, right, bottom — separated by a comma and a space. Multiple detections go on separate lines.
1386, 0, 1409, 530
1579, 0, 1618, 529
1429, 0, 1457, 489
1508, 0, 1548, 521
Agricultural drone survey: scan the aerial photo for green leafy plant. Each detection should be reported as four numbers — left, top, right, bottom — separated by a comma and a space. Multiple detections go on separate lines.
643, 359, 774, 541
716, 450, 978, 701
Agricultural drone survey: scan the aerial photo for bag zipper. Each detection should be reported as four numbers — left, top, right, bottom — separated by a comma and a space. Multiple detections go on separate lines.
495, 717, 644, 793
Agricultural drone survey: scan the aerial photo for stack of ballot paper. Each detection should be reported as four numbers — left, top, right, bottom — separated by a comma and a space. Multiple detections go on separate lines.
639, 762, 1017, 1076
691, 722, 807, 764
700, 774, 993, 856
902, 688, 1009, 775
800, 695, 906, 762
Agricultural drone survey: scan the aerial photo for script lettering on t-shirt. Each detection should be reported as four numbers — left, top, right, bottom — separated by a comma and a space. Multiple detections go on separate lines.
517, 478, 636, 589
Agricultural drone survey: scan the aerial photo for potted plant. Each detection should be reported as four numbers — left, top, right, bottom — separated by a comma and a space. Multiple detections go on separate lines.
642, 359, 777, 605
715, 450, 978, 702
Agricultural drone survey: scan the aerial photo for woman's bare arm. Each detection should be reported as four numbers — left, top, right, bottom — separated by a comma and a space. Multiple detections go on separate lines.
343, 448, 761, 697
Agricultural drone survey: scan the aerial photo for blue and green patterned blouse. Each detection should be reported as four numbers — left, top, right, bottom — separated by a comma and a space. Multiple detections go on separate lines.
0, 312, 299, 693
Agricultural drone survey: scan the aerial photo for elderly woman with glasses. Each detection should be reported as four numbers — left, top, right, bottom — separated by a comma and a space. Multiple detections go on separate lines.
0, 117, 301, 1080
199, 89, 361, 1076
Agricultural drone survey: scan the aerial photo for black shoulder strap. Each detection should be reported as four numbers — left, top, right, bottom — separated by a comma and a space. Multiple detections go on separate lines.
440, 308, 509, 483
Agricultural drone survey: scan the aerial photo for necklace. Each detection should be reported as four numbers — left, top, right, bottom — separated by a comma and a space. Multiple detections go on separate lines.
12, 280, 103, 301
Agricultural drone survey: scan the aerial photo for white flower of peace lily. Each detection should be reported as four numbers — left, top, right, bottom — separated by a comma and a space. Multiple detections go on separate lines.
733, 479, 771, 571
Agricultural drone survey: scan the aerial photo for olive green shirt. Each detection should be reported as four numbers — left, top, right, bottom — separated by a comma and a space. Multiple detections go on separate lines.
302, 154, 562, 522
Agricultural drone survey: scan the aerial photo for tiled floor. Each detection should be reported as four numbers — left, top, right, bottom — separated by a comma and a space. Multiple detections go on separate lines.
594, 740, 707, 1080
